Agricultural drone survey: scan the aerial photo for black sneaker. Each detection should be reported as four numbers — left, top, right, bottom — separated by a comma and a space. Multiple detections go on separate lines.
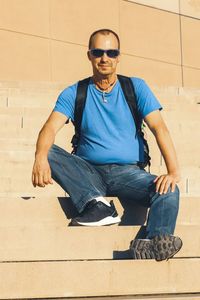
129, 234, 183, 261
69, 199, 121, 226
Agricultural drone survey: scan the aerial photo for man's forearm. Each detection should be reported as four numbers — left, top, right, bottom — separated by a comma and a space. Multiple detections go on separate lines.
154, 127, 180, 176
35, 124, 55, 159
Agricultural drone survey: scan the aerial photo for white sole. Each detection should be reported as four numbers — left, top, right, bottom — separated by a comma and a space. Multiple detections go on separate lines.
76, 216, 121, 226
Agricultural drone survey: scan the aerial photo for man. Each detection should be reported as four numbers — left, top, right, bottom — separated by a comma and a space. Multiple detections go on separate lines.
32, 29, 182, 261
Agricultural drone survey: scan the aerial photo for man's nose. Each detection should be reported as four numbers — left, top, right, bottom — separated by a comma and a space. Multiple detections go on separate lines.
100, 52, 108, 61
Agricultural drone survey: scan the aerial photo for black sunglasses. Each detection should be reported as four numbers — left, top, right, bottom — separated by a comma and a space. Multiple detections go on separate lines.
89, 48, 120, 58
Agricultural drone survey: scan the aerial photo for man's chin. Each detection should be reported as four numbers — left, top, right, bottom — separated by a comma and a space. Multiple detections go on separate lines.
97, 69, 114, 76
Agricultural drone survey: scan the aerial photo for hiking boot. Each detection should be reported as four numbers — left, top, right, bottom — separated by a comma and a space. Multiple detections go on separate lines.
129, 239, 155, 259
129, 234, 183, 261
69, 199, 121, 226
152, 234, 183, 261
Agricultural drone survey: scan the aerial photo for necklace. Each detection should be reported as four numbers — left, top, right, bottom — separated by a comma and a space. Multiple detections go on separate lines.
102, 91, 108, 103
94, 78, 116, 103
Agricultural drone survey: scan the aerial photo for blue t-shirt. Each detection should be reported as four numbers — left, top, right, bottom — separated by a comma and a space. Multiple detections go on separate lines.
53, 77, 162, 164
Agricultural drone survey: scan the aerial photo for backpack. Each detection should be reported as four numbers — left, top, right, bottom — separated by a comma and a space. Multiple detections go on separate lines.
71, 74, 151, 169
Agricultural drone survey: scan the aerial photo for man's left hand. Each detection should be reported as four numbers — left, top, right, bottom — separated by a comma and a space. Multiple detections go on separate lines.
154, 173, 180, 195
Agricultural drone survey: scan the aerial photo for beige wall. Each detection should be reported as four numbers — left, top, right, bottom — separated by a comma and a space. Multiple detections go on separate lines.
0, 0, 200, 87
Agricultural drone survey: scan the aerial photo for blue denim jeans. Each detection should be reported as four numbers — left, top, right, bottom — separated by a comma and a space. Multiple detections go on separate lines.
48, 144, 179, 238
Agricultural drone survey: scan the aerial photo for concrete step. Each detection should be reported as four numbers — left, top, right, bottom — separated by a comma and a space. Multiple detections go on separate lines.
145, 121, 200, 140
1, 142, 197, 186
0, 116, 199, 148
0, 259, 200, 299
162, 105, 200, 116
0, 80, 67, 90
159, 101, 200, 114
1, 149, 199, 170
1, 161, 200, 196
0, 144, 199, 177
0, 107, 52, 127
152, 86, 200, 103
1, 92, 200, 122
1, 100, 200, 114
1, 106, 199, 123
20, 295, 200, 300
0, 120, 73, 142
146, 132, 200, 167
0, 196, 199, 228
0, 127, 72, 152
0, 81, 199, 100
0, 122, 199, 152
0, 224, 199, 261
0, 137, 37, 151
0, 93, 58, 108
149, 165, 200, 196
0, 177, 65, 197
0, 149, 198, 178
0, 126, 199, 152
0, 171, 199, 197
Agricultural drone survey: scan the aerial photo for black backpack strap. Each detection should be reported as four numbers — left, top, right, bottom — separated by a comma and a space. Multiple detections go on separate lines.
117, 74, 141, 134
74, 77, 91, 135
117, 74, 151, 168
71, 77, 91, 153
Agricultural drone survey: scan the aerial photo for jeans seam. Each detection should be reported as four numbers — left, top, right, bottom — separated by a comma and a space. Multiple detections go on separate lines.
113, 182, 149, 194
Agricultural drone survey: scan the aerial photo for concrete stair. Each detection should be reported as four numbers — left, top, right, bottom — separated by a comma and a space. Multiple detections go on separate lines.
1, 259, 200, 299
0, 82, 200, 299
0, 196, 199, 228
0, 208, 199, 261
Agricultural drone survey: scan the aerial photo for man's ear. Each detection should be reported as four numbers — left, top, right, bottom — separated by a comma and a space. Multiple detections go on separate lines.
116, 53, 120, 64
87, 51, 91, 61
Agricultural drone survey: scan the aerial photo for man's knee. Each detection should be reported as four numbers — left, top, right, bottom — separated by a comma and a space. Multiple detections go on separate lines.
151, 184, 179, 208
163, 184, 180, 211
48, 144, 70, 161
169, 184, 179, 201
171, 184, 180, 206
173, 184, 180, 198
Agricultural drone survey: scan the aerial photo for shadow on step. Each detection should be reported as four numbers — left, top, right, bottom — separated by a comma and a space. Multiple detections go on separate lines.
113, 226, 147, 259
57, 196, 148, 226
57, 196, 148, 259
57, 196, 80, 219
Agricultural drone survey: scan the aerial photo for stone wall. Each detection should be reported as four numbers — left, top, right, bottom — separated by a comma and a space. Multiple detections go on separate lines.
0, 0, 200, 87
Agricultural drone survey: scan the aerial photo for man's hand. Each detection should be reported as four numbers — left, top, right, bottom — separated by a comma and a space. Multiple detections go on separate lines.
32, 156, 53, 188
154, 173, 180, 195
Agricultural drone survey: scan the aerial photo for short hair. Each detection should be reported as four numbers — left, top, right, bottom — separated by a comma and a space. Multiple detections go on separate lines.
88, 29, 120, 50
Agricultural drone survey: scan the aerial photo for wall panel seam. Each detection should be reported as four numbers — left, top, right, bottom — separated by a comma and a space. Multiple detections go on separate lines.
179, 0, 184, 87
180, 14, 200, 22
123, 0, 180, 15
0, 28, 88, 48
0, 28, 50, 40
123, 0, 200, 21
122, 53, 182, 67
182, 65, 200, 71
48, 0, 53, 82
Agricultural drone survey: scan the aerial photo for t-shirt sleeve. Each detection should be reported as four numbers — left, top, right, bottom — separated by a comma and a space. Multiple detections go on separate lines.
53, 82, 78, 121
131, 78, 162, 119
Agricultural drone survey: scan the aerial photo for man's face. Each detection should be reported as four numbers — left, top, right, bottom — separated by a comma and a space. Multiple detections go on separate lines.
88, 33, 120, 77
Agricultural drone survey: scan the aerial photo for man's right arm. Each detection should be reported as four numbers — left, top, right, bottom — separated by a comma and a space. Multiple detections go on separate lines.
32, 111, 68, 188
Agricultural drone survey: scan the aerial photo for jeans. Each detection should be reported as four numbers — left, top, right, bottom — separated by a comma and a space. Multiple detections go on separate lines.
48, 144, 179, 238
